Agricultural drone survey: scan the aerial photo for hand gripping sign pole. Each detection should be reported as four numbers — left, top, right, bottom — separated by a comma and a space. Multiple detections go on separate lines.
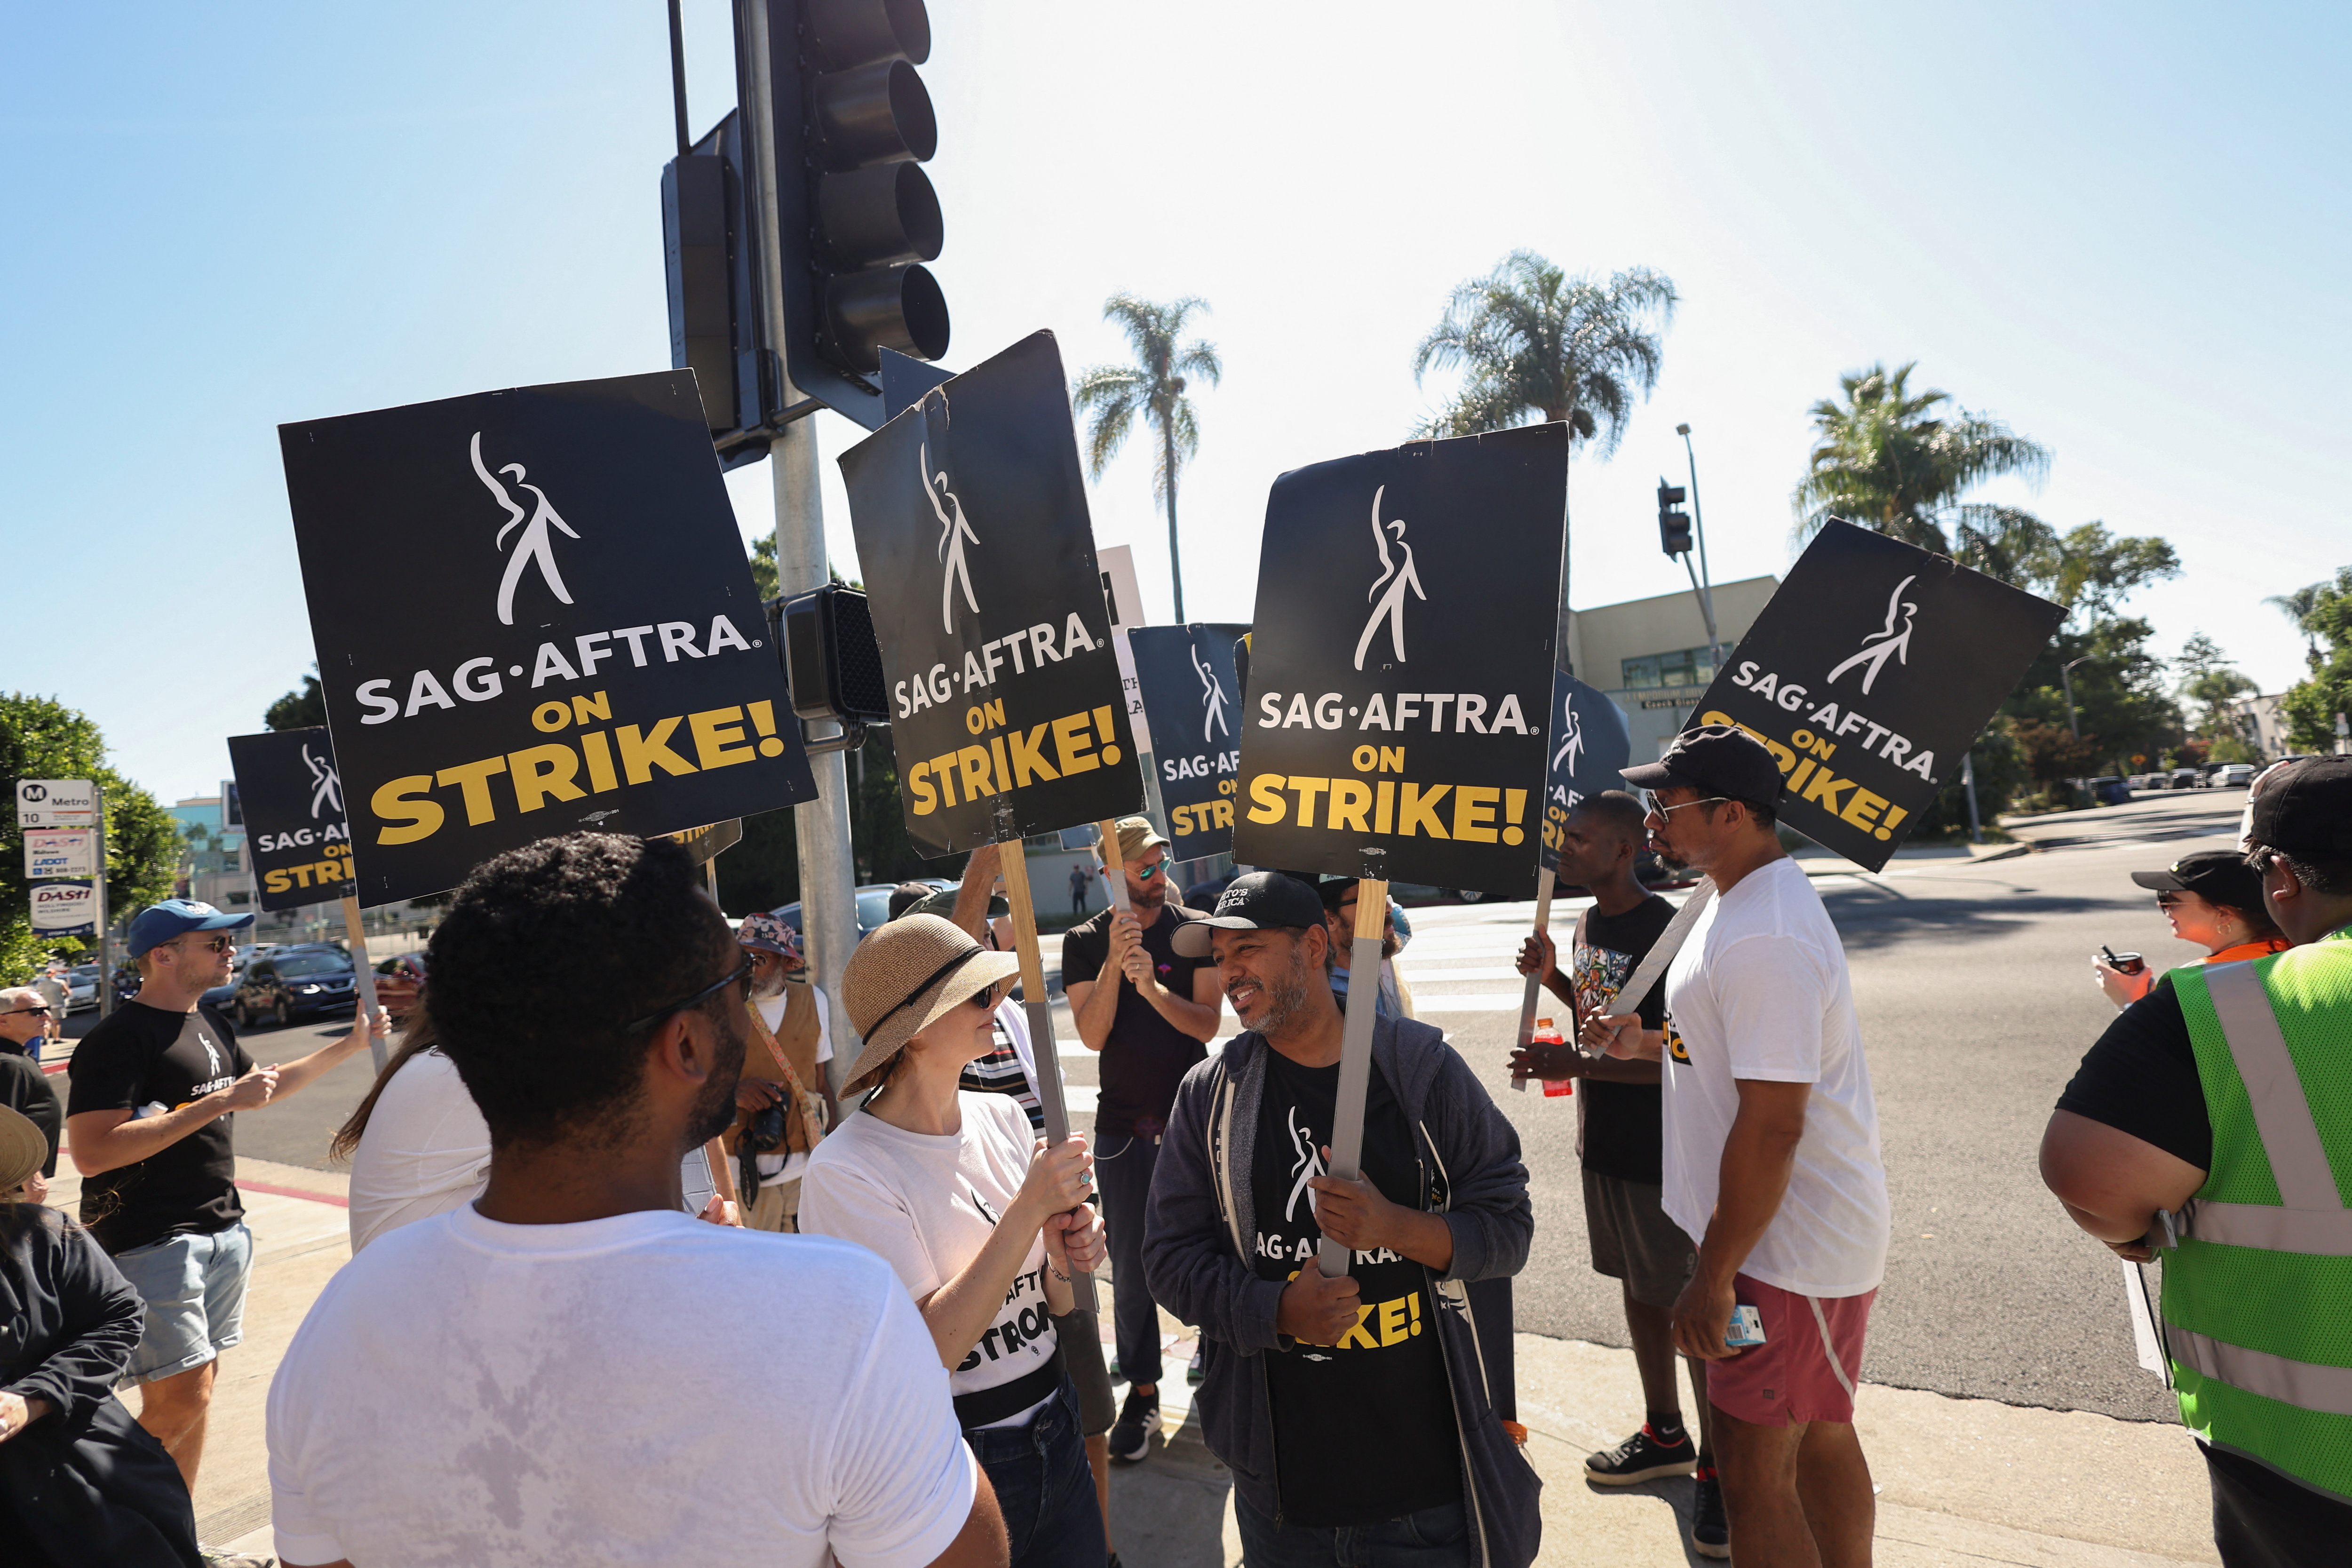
1316, 855, 1391, 1278
337, 895, 388, 1074
997, 811, 1099, 1313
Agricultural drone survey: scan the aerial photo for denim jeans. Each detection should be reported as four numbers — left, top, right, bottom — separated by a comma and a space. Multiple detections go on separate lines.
1095, 1130, 1164, 1388
1233, 1490, 1475, 1568
965, 1376, 1104, 1568
109, 1221, 254, 1385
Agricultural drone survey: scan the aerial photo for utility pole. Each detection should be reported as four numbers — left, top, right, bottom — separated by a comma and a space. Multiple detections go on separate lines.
2060, 654, 2096, 740
1676, 424, 1722, 670
742, 0, 859, 1091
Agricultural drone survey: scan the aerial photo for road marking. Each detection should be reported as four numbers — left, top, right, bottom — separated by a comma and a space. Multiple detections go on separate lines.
1396, 965, 1525, 982
1404, 993, 1527, 1012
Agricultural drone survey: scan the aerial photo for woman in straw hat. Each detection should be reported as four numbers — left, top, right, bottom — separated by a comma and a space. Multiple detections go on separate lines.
0, 1103, 203, 1565
801, 915, 1108, 1568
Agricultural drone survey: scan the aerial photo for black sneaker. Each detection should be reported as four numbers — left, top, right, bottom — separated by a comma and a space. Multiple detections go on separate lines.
1187, 1342, 1205, 1386
1691, 1467, 1730, 1558
1584, 1422, 1697, 1485
1106, 1386, 1160, 1465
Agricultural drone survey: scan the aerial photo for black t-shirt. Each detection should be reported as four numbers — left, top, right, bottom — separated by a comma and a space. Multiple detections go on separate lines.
1060, 901, 1209, 1138
0, 1053, 61, 1179
65, 1002, 252, 1254
1250, 1048, 1460, 1528
2054, 981, 2212, 1171
1570, 896, 1676, 1185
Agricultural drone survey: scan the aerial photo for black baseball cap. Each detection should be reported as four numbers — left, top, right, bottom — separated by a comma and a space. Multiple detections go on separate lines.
1621, 724, 1785, 811
1171, 872, 1327, 958
2130, 851, 2267, 912
2248, 756, 2352, 859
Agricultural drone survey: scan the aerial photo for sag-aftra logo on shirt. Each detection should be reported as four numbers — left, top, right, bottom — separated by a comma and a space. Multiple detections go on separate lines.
1665, 1016, 1691, 1065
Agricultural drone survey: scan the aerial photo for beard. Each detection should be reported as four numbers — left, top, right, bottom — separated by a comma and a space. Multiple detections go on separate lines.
686, 1014, 746, 1146
1234, 944, 1315, 1035
749, 967, 787, 1000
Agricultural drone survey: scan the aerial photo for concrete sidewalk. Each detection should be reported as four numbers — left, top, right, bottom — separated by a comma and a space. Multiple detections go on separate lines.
55, 1160, 2220, 1567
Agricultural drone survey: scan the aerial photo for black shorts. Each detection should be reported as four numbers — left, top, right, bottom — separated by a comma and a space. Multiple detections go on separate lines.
1581, 1167, 1697, 1310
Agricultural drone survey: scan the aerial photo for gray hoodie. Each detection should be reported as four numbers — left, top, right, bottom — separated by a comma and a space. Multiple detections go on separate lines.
1143, 1016, 1542, 1567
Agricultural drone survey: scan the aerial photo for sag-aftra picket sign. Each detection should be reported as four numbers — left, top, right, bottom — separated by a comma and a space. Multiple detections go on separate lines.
1686, 520, 2064, 871
1235, 423, 1567, 897
279, 371, 816, 905
1538, 669, 1633, 872
1128, 624, 1248, 861
227, 728, 358, 910
839, 332, 1142, 856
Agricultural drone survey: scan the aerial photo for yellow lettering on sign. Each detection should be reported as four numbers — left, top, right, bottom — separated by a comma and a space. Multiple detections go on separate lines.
509, 744, 586, 812
1052, 712, 1100, 775
1327, 778, 1372, 832
436, 757, 509, 827
579, 731, 620, 792
908, 761, 939, 816
1007, 725, 1059, 787
958, 745, 995, 802
1247, 774, 1288, 825
1397, 782, 1451, 838
1289, 776, 1329, 826
617, 719, 698, 785
1452, 785, 1501, 843
372, 776, 444, 846
688, 706, 756, 770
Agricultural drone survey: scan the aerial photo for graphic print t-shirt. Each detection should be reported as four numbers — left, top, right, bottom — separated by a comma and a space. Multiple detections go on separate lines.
1059, 902, 1209, 1137
1249, 1050, 1459, 1527
66, 1001, 254, 1254
1573, 895, 1677, 1184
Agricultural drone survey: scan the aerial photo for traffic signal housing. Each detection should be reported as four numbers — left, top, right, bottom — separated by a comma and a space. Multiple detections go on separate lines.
1658, 481, 1692, 557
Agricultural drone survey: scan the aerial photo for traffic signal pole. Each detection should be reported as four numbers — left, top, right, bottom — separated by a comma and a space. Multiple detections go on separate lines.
745, 0, 860, 1093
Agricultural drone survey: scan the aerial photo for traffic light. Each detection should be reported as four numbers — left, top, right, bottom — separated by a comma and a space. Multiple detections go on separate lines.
662, 110, 773, 466
758, 0, 949, 431
1658, 481, 1692, 557
769, 584, 892, 753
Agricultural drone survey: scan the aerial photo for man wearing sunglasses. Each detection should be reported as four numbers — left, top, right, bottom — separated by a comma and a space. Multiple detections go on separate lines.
0, 987, 62, 1202
62, 897, 386, 1528
1063, 815, 1224, 1465
0, 984, 57, 1062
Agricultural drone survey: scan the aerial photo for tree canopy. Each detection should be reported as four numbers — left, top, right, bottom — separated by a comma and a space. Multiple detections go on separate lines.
1071, 294, 1222, 622
266, 668, 326, 730
2279, 565, 2352, 753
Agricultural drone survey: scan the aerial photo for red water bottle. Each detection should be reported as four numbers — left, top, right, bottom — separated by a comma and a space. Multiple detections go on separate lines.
1532, 1018, 1573, 1097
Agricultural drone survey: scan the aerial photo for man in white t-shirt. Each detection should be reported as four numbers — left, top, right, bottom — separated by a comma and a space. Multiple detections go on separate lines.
266, 833, 1004, 1568
1591, 726, 1890, 1568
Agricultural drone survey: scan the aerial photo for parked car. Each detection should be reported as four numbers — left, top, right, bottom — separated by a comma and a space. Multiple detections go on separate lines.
373, 953, 428, 1021
769, 884, 906, 946
231, 947, 358, 1028
2088, 776, 2132, 806
2169, 767, 2201, 790
2215, 762, 2256, 788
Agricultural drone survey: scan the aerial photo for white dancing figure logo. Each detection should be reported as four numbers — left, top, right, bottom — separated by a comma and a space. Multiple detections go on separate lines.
1193, 638, 1231, 742
471, 432, 581, 627
924, 440, 980, 633
1552, 691, 1584, 775
1353, 484, 1426, 671
1826, 574, 1919, 695
1284, 1105, 1326, 1223
302, 744, 343, 820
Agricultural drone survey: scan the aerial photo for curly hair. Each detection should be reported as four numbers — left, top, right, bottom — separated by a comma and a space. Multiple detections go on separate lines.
425, 833, 732, 1150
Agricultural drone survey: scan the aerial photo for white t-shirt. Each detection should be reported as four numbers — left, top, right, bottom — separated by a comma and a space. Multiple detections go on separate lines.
1660, 856, 1891, 1298
799, 1093, 1056, 1427
267, 1206, 975, 1568
755, 982, 834, 1186
347, 1049, 492, 1254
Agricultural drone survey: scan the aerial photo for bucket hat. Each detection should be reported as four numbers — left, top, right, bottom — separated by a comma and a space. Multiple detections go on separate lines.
0, 1104, 47, 1195
839, 915, 1019, 1095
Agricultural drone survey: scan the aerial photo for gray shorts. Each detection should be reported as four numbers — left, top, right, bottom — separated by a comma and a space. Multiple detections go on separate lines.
1581, 1168, 1696, 1310
110, 1221, 253, 1385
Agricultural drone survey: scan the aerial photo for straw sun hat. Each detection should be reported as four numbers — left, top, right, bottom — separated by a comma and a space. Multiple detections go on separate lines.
0, 1104, 47, 1196
840, 914, 1020, 1096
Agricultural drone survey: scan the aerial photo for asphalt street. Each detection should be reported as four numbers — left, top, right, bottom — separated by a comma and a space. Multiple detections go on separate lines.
207, 789, 2247, 1425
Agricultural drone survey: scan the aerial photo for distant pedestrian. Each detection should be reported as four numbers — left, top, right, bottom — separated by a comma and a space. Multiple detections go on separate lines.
64, 898, 386, 1528
1598, 728, 1890, 1568
2044, 757, 2352, 1564
1513, 789, 1725, 1558
0, 1104, 203, 1568
801, 913, 1108, 1568
726, 913, 839, 1233
1061, 817, 1222, 1465
266, 834, 999, 1568
1148, 872, 1539, 1568
1319, 880, 1413, 1020
2091, 850, 2288, 1009
1069, 862, 1090, 916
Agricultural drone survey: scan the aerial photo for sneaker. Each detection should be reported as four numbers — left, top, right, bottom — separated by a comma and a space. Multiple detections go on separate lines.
1584, 1422, 1698, 1485
1106, 1386, 1160, 1465
1108, 1354, 1122, 1384
199, 1549, 276, 1568
1187, 1342, 1205, 1386
1691, 1467, 1730, 1558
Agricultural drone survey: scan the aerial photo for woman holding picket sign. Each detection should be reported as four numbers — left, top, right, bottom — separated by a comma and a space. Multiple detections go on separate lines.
800, 915, 1108, 1568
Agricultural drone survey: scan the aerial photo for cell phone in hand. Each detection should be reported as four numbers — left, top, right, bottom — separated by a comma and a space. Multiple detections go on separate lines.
2100, 946, 2146, 976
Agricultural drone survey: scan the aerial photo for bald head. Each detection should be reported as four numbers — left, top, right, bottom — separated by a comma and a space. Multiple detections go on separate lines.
0, 987, 48, 1048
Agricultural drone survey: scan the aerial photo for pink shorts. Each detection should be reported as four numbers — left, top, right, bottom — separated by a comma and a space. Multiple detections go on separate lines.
1705, 1274, 1875, 1426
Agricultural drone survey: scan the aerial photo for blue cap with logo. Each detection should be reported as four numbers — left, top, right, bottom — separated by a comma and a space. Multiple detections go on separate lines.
127, 899, 256, 958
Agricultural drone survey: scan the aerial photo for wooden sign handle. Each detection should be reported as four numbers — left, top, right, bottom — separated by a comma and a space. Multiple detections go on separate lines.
339, 894, 387, 1075
1315, 876, 1389, 1278
997, 839, 1100, 1314
1509, 866, 1557, 1091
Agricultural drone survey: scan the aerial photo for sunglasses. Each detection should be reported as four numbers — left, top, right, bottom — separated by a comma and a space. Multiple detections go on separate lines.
1128, 859, 1166, 881
0, 1005, 51, 1019
625, 955, 753, 1033
177, 934, 237, 954
1642, 793, 1729, 823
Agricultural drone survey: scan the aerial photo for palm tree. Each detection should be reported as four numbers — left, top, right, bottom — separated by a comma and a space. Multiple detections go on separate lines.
1411, 251, 1677, 449
1791, 363, 2053, 574
2265, 581, 2328, 669
1071, 295, 1222, 623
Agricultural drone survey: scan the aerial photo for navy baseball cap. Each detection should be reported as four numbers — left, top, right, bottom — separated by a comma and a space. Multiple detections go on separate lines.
127, 899, 255, 957
1621, 724, 1785, 812
1171, 872, 1326, 958
2130, 851, 2268, 911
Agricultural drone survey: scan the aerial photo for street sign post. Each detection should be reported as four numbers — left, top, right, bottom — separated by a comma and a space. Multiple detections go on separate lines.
15, 779, 96, 828
16, 779, 108, 1012
23, 828, 98, 881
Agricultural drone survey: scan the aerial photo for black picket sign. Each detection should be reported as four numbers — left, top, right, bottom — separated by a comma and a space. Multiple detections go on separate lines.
1234, 423, 1567, 894
838, 332, 1141, 855
226, 728, 357, 912
1539, 670, 1634, 873
278, 370, 817, 906
1686, 521, 2064, 871
1128, 624, 1248, 861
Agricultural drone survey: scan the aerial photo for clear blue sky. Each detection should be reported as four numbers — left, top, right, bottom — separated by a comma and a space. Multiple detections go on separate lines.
4, 1, 2345, 804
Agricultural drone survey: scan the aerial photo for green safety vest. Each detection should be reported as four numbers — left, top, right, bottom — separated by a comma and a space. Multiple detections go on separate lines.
2162, 927, 2352, 1505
